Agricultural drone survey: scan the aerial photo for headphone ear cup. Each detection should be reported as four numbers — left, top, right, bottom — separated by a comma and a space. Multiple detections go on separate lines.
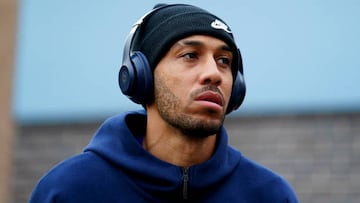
226, 72, 246, 114
119, 61, 136, 97
119, 51, 153, 104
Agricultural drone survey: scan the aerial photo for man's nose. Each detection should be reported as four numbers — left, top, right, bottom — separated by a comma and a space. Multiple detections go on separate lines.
199, 56, 222, 86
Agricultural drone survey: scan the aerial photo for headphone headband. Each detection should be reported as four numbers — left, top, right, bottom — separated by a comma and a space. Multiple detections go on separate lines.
121, 4, 172, 75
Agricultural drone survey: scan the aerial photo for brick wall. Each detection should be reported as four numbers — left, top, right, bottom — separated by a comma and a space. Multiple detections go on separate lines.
13, 112, 360, 203
226, 113, 360, 203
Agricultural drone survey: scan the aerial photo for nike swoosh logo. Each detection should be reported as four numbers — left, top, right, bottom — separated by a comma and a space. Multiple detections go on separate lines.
211, 19, 232, 33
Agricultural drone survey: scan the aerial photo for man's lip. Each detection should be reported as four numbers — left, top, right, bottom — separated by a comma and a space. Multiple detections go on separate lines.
195, 91, 224, 106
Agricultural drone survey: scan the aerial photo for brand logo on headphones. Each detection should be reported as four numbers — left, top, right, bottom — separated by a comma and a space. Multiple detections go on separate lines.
211, 19, 231, 33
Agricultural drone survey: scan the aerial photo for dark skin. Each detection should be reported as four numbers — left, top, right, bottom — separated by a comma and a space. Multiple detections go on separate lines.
144, 35, 234, 167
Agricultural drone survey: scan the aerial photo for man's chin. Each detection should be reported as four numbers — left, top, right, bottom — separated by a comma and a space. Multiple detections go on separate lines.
179, 119, 223, 138
191, 107, 225, 121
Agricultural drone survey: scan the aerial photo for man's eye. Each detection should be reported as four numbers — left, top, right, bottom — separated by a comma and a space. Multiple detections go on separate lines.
218, 57, 231, 66
182, 52, 197, 59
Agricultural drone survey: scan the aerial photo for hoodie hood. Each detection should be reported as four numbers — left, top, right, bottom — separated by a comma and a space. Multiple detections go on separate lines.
84, 110, 242, 201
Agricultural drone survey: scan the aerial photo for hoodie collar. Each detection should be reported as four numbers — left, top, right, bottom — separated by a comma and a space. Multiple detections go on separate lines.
84, 110, 241, 196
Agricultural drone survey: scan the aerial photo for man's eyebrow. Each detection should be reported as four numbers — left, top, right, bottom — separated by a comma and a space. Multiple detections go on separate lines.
220, 44, 233, 53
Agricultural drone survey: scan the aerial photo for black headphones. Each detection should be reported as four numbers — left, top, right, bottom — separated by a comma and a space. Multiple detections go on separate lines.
119, 4, 246, 113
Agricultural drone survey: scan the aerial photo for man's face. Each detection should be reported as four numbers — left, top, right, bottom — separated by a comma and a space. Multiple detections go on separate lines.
152, 35, 234, 137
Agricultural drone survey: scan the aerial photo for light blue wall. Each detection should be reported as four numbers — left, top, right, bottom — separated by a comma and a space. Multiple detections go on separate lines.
13, 0, 360, 124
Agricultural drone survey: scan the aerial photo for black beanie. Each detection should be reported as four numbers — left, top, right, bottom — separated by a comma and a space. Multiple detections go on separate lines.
133, 4, 241, 78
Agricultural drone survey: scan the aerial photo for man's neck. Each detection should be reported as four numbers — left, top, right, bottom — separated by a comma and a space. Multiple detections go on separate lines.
144, 111, 217, 167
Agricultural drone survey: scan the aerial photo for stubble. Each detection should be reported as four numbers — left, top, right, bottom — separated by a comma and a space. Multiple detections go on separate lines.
154, 76, 225, 137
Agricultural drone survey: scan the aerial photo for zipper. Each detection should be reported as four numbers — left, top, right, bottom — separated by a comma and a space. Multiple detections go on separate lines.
182, 167, 190, 200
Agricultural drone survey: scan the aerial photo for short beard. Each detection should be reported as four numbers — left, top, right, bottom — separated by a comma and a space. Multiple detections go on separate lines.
154, 77, 225, 137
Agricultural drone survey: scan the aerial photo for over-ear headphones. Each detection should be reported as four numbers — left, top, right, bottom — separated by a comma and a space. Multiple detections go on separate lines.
119, 4, 246, 113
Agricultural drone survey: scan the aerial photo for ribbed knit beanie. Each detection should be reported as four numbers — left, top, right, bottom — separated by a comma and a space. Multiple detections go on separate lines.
133, 3, 241, 78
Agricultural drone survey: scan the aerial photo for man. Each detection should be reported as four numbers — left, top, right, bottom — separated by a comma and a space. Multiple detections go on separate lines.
29, 3, 298, 202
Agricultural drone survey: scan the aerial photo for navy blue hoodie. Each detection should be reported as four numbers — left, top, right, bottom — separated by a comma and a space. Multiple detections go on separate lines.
29, 110, 298, 202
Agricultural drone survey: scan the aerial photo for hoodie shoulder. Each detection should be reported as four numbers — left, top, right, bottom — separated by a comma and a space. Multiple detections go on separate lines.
29, 150, 141, 202
235, 154, 299, 202
29, 152, 104, 202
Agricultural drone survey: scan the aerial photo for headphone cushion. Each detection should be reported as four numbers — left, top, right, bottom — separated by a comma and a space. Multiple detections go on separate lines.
227, 72, 246, 113
119, 51, 153, 104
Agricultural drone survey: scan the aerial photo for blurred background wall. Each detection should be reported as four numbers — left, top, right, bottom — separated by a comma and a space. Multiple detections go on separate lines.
4, 0, 360, 202
0, 0, 17, 202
